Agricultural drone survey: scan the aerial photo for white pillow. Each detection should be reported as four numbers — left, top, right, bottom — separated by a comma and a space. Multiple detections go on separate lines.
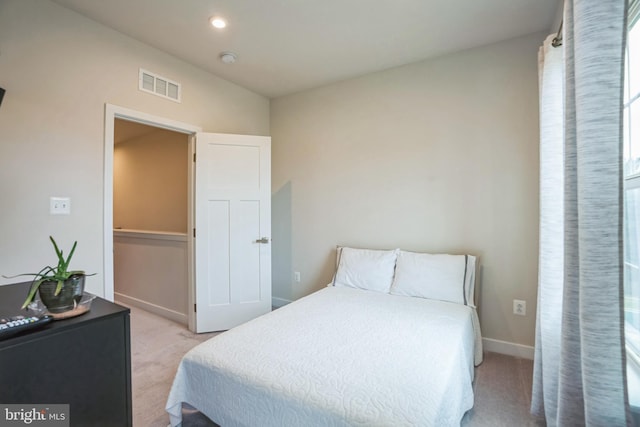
390, 251, 476, 306
333, 247, 399, 293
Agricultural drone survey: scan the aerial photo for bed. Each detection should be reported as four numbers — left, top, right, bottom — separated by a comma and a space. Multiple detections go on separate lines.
166, 247, 483, 426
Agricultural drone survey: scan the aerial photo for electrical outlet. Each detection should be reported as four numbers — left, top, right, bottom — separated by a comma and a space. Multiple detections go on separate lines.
294, 271, 301, 283
513, 299, 526, 316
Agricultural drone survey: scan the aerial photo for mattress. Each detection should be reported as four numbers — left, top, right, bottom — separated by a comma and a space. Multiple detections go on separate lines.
166, 286, 478, 426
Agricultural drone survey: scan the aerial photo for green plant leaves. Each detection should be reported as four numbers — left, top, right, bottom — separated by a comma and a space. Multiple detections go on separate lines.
15, 236, 81, 309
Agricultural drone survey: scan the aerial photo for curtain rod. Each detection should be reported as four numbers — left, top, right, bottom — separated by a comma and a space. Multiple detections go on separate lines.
552, 19, 563, 47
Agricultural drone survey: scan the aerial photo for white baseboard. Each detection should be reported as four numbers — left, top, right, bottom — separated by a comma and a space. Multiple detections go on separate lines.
115, 292, 187, 325
483, 337, 534, 360
272, 297, 292, 308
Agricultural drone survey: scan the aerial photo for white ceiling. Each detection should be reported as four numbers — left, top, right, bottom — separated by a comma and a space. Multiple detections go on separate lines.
51, 0, 561, 99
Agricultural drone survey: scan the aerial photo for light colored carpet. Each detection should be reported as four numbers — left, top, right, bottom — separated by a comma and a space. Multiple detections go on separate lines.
123, 303, 219, 426
126, 303, 545, 426
462, 353, 546, 427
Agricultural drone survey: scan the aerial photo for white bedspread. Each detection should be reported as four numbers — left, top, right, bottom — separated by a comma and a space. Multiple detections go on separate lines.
166, 286, 477, 426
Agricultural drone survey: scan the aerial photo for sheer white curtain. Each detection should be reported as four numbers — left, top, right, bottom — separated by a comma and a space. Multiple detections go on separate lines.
532, 1, 629, 426
532, 32, 565, 425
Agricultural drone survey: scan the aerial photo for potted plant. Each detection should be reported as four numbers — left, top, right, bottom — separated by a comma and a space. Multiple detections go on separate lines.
4, 236, 90, 313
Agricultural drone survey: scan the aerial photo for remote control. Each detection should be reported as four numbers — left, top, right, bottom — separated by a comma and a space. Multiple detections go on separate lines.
0, 315, 53, 340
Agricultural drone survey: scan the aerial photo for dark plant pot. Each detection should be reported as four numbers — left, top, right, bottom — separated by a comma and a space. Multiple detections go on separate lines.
38, 274, 85, 313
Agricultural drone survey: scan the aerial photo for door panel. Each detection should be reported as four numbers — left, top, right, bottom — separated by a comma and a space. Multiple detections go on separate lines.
195, 133, 271, 332
207, 145, 261, 191
207, 200, 230, 306
233, 200, 261, 302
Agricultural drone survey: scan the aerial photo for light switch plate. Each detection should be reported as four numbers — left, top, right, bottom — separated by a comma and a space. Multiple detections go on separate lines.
50, 197, 71, 215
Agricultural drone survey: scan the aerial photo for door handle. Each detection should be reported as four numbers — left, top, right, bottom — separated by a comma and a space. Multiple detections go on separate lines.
254, 237, 270, 244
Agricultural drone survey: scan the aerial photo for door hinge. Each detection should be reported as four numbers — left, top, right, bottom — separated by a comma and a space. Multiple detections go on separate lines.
193, 228, 196, 238
194, 303, 197, 313
193, 153, 196, 162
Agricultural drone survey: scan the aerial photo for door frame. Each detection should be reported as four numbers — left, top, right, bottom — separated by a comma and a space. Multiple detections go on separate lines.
103, 104, 202, 331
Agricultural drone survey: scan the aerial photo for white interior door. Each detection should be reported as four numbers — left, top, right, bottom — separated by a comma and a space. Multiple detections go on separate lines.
194, 133, 271, 332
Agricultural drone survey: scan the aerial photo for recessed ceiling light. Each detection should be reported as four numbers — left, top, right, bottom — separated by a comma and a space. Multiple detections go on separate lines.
210, 17, 227, 29
219, 52, 237, 64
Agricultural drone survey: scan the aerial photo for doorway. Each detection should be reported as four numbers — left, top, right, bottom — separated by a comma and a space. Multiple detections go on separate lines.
104, 104, 273, 333
103, 104, 201, 331
113, 119, 190, 324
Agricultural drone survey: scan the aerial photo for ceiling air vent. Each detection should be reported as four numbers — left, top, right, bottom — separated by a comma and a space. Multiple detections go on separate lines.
139, 69, 181, 103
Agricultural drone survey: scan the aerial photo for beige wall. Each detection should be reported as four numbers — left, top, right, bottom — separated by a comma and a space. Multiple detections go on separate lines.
114, 231, 188, 324
270, 33, 543, 347
0, 0, 269, 293
114, 124, 188, 233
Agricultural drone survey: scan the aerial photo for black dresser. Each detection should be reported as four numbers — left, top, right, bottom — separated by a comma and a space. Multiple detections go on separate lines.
0, 282, 132, 426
